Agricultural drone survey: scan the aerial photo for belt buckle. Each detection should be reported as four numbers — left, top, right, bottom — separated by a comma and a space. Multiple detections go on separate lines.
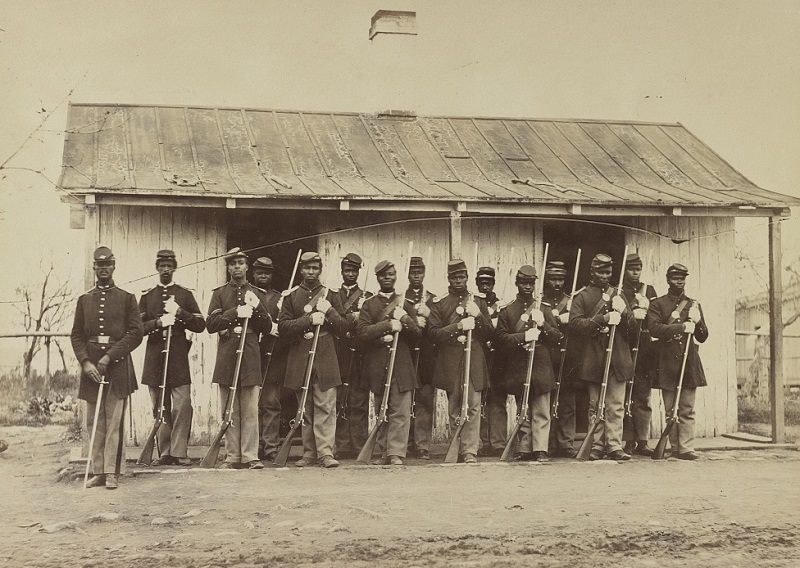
233, 325, 243, 334
96, 336, 110, 344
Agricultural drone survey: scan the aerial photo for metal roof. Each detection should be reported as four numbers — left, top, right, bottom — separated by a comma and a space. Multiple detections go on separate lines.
58, 103, 798, 211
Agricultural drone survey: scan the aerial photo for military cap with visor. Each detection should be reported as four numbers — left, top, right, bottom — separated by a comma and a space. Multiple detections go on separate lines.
447, 259, 468, 275
476, 266, 496, 281
300, 251, 322, 266
156, 249, 177, 266
224, 247, 248, 263
625, 252, 643, 267
516, 264, 538, 281
590, 253, 614, 270
666, 263, 689, 277
93, 246, 115, 263
374, 260, 394, 275
252, 257, 274, 271
545, 261, 567, 276
341, 252, 363, 269
409, 256, 425, 269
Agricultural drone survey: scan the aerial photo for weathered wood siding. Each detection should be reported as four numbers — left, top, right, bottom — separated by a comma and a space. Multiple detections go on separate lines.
97, 205, 226, 445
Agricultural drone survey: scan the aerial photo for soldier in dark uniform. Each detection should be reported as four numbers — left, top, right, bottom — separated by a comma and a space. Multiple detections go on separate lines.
278, 252, 347, 468
543, 260, 580, 458
475, 266, 508, 457
496, 264, 562, 461
332, 252, 372, 458
139, 249, 206, 466
647, 263, 709, 460
405, 256, 436, 460
72, 246, 143, 489
569, 253, 640, 461
207, 248, 272, 469
428, 259, 492, 464
620, 252, 659, 456
356, 260, 422, 465
251, 257, 286, 462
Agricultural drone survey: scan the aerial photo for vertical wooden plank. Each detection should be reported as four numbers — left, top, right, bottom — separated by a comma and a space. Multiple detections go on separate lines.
449, 211, 462, 260
769, 216, 785, 443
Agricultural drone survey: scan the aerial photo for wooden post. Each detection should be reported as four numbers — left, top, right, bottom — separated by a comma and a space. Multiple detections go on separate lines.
449, 210, 462, 260
768, 215, 784, 443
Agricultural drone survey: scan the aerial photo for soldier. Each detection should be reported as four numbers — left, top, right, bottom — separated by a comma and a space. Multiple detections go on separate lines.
405, 256, 436, 460
647, 263, 709, 460
332, 252, 372, 458
569, 253, 639, 461
475, 266, 508, 458
356, 260, 422, 465
207, 248, 273, 469
139, 249, 206, 466
428, 259, 492, 464
71, 246, 143, 489
278, 252, 347, 468
496, 264, 562, 461
542, 260, 580, 458
251, 257, 286, 463
620, 252, 659, 456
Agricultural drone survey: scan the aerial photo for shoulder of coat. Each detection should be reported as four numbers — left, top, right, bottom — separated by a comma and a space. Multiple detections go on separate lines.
432, 295, 445, 303
211, 283, 226, 291
473, 291, 486, 299
141, 286, 155, 295
173, 283, 195, 292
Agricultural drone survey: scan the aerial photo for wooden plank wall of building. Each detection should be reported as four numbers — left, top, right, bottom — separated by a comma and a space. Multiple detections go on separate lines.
97, 205, 226, 446
624, 216, 737, 438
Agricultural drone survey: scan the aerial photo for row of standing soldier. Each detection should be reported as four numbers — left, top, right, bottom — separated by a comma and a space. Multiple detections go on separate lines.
72, 244, 709, 489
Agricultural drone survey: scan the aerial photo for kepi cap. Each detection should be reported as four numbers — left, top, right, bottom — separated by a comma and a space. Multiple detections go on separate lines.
476, 266, 495, 281
666, 263, 689, 277
625, 253, 643, 267
93, 246, 115, 262
224, 247, 248, 263
590, 253, 613, 270
447, 259, 468, 276
253, 257, 274, 271
300, 252, 322, 265
409, 256, 425, 269
374, 260, 394, 275
545, 261, 567, 277
516, 264, 537, 281
341, 252, 363, 269
156, 249, 176, 265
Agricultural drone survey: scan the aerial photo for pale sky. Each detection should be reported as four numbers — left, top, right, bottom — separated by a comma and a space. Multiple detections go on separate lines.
1, 0, 798, 369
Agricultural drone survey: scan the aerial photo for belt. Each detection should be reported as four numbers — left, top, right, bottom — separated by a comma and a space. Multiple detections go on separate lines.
88, 336, 112, 344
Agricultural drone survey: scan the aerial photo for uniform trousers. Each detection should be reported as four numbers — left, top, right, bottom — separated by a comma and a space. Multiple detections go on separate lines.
517, 391, 551, 453
87, 390, 127, 476
258, 383, 282, 456
479, 386, 508, 451
549, 389, 576, 451
298, 376, 337, 460
219, 384, 260, 464
412, 383, 436, 451
447, 382, 482, 456
587, 373, 626, 453
622, 377, 653, 442
374, 381, 412, 458
661, 387, 697, 454
148, 384, 192, 459
335, 382, 370, 455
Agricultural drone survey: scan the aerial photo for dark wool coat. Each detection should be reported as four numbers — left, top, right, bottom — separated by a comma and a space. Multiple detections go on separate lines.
541, 290, 583, 392
427, 289, 492, 393
621, 281, 659, 384
71, 282, 143, 402
278, 283, 347, 391
568, 282, 640, 384
139, 282, 206, 388
356, 292, 422, 394
331, 284, 372, 388
495, 295, 563, 398
646, 292, 709, 390
206, 280, 272, 388
257, 287, 289, 387
404, 287, 436, 386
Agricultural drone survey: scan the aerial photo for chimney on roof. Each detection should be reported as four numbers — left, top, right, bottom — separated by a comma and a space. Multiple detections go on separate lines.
368, 10, 419, 115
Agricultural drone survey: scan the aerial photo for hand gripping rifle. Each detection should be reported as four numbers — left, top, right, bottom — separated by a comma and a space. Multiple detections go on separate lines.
501, 243, 549, 461
551, 248, 581, 419
200, 315, 250, 468
652, 302, 695, 460
137, 323, 173, 465
272, 288, 327, 467
84, 376, 109, 491
577, 245, 628, 461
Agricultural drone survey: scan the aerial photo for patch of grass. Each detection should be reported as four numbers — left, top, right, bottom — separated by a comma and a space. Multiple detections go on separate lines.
738, 395, 800, 427
0, 368, 79, 426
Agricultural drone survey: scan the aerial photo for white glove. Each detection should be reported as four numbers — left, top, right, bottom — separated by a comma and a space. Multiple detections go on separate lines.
633, 307, 647, 321
390, 319, 402, 332
269, 326, 279, 337
607, 311, 621, 326
636, 294, 650, 310
392, 307, 406, 320
310, 311, 325, 326
558, 312, 570, 325
417, 304, 430, 318
159, 313, 176, 327
244, 290, 260, 308
416, 316, 427, 328
316, 297, 332, 313
460, 316, 475, 331
524, 328, 540, 343
612, 295, 626, 313
684, 321, 696, 334
164, 297, 179, 315
689, 306, 701, 323
530, 309, 545, 327
237, 305, 253, 319
382, 334, 393, 343
465, 301, 480, 317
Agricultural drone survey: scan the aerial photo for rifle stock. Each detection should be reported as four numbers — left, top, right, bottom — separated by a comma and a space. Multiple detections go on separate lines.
576, 417, 602, 461
444, 327, 473, 464
137, 419, 162, 465
500, 421, 522, 461
653, 328, 694, 460
652, 420, 674, 459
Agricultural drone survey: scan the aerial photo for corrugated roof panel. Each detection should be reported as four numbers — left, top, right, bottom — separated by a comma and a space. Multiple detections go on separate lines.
473, 119, 529, 161
61, 104, 98, 189
216, 109, 272, 196
95, 107, 130, 190
158, 107, 201, 190
127, 106, 168, 191
244, 111, 313, 196
186, 108, 241, 194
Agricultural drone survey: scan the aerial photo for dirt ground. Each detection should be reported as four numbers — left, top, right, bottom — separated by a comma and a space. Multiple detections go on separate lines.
2, 425, 800, 568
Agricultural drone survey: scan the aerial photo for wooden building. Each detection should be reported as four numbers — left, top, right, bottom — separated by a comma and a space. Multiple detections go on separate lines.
58, 103, 798, 445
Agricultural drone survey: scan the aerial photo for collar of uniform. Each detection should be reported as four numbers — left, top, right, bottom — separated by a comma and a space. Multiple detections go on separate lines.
341, 283, 358, 293
96, 281, 115, 290
406, 286, 424, 299
588, 281, 609, 292
378, 290, 394, 299
542, 291, 563, 304
226, 279, 249, 289
623, 280, 642, 293
447, 287, 469, 299
516, 293, 534, 306
300, 282, 323, 292
157, 280, 175, 289
667, 289, 686, 300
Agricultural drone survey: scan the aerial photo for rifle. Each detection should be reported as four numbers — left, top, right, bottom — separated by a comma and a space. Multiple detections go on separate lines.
137, 323, 173, 465
552, 248, 581, 419
653, 312, 694, 460
200, 316, 250, 468
409, 347, 421, 418
357, 330, 401, 464
577, 246, 628, 461
501, 243, 549, 461
84, 377, 108, 491
624, 249, 652, 418
444, 325, 473, 464
272, 288, 327, 467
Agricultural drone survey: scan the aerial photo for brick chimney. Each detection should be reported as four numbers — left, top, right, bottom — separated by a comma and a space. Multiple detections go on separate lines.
368, 10, 418, 114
